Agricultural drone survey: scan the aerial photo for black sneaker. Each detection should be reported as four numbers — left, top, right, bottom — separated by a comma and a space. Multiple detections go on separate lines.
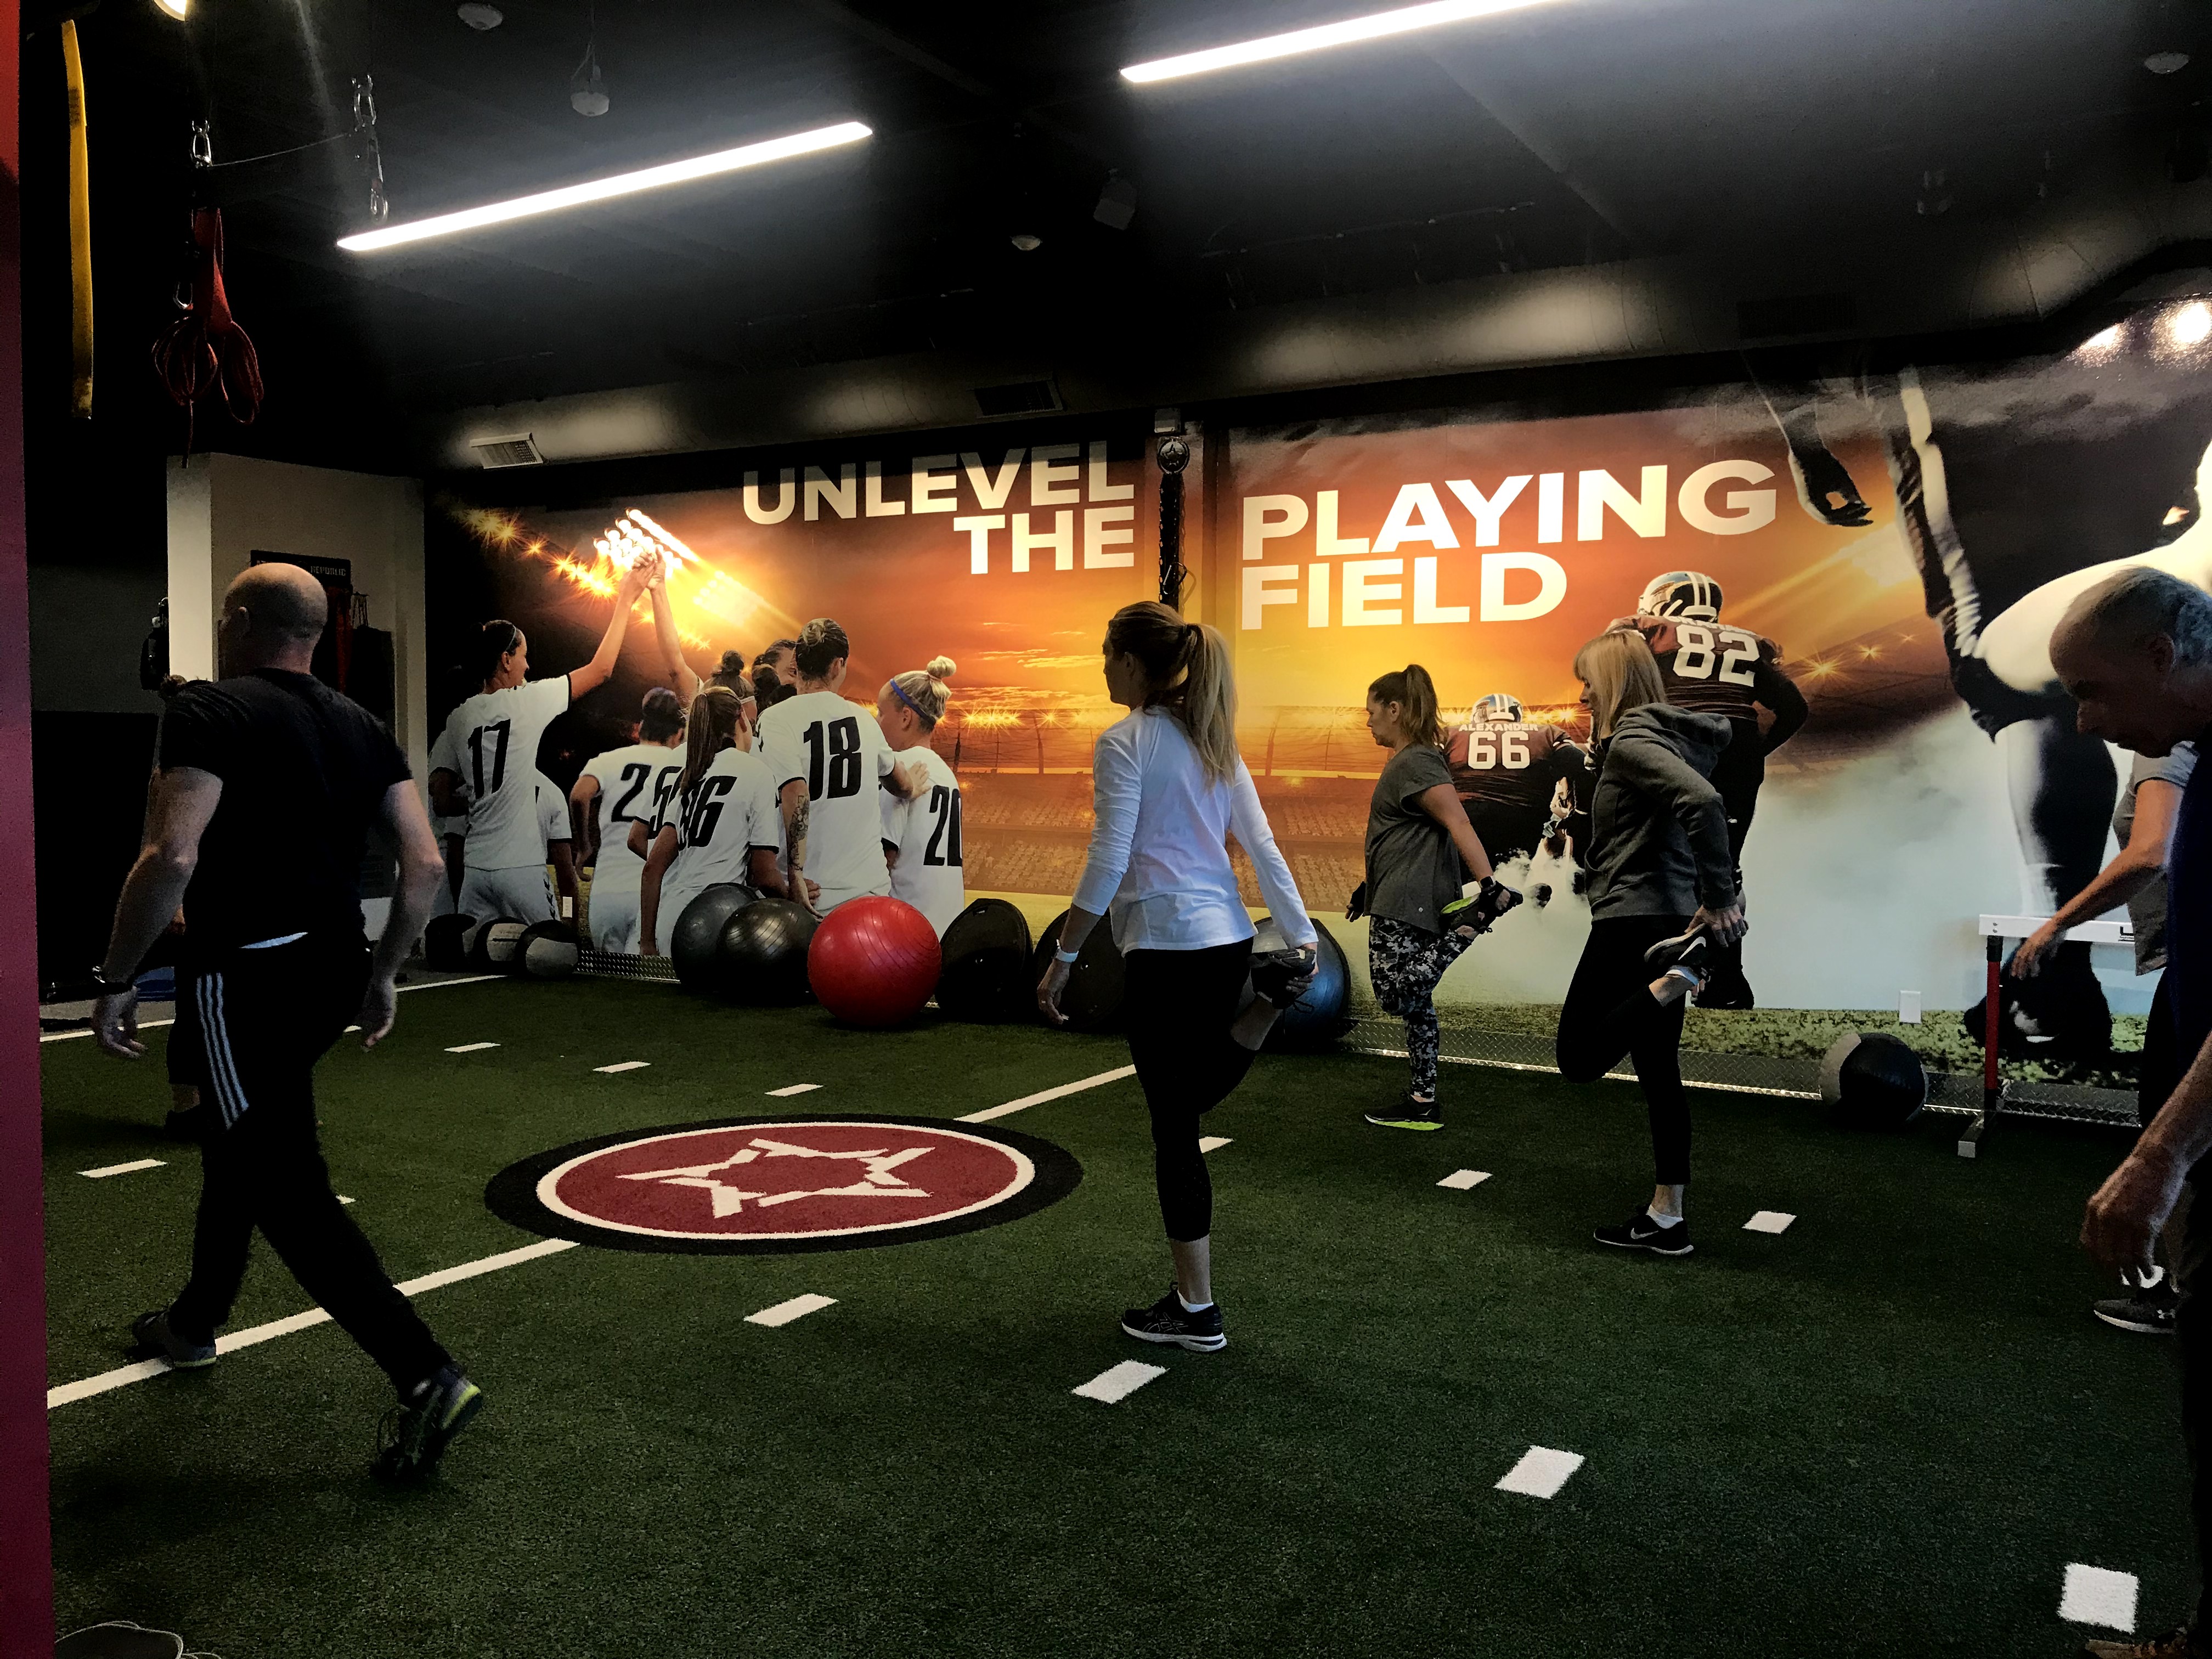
130, 1308, 217, 1369
1593, 1210, 1695, 1256
2094, 1290, 2178, 1335
1691, 964, 1755, 1009
1249, 949, 1317, 1009
1365, 1092, 1443, 1131
1641, 927, 1709, 978
371, 1365, 485, 1482
1121, 1287, 1226, 1353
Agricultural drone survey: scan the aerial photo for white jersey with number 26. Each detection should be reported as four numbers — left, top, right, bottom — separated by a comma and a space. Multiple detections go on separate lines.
880, 746, 964, 934
437, 675, 571, 871
755, 690, 896, 904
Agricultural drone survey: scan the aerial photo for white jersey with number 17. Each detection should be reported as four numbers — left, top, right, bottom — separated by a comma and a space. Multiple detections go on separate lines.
755, 690, 896, 902
436, 675, 571, 871
881, 746, 964, 934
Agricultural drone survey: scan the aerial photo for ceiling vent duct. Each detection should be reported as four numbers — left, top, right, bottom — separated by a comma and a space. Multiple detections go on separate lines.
471, 432, 545, 468
973, 380, 1063, 418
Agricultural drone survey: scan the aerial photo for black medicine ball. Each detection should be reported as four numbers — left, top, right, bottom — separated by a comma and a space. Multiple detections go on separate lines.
470, 916, 527, 972
1820, 1030, 1927, 1130
670, 884, 763, 995
937, 898, 1035, 1022
718, 897, 817, 1005
1031, 907, 1125, 1034
424, 913, 474, 972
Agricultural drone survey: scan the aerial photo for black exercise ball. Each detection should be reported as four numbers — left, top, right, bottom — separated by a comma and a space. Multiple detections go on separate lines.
719, 897, 818, 1005
1253, 915, 1353, 1052
937, 898, 1035, 1022
424, 913, 474, 972
1820, 1031, 1927, 1129
1031, 907, 1125, 1033
516, 920, 580, 980
470, 916, 526, 973
670, 884, 764, 994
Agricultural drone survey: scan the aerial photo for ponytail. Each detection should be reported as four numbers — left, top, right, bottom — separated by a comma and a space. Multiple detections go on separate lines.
1104, 600, 1240, 784
1368, 664, 1442, 749
470, 620, 522, 686
680, 686, 743, 794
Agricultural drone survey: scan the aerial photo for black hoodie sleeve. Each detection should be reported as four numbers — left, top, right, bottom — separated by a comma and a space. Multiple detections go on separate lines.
1606, 728, 1737, 907
1754, 655, 1809, 753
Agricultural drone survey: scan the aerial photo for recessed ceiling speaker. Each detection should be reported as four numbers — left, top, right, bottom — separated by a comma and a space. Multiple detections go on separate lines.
1009, 232, 1042, 252
2146, 50, 2191, 75
457, 3, 504, 28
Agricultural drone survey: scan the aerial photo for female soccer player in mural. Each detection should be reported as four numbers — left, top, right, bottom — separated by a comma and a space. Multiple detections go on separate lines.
1353, 665, 1521, 1132
1613, 571, 1804, 1010
1444, 691, 1591, 866
1039, 601, 1318, 1353
755, 618, 925, 916
571, 686, 688, 952
430, 564, 652, 922
874, 656, 966, 935
1554, 629, 1745, 1258
638, 687, 782, 956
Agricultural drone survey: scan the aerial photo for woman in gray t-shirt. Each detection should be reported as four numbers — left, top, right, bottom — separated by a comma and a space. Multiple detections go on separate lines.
1351, 664, 1520, 1131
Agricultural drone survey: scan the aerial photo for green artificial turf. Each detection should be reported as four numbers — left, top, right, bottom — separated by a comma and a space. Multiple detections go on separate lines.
38, 977, 2191, 1657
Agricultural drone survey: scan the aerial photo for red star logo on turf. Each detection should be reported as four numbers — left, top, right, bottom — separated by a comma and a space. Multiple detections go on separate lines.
617, 1137, 937, 1218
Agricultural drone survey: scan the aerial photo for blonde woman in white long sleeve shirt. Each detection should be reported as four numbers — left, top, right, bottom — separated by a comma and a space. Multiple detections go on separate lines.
1037, 600, 1317, 1353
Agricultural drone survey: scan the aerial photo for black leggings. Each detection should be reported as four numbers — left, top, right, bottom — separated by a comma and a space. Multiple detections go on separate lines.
1555, 915, 1693, 1186
1125, 941, 1257, 1244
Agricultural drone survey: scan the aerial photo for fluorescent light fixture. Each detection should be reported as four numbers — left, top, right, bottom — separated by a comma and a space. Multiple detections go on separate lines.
337, 120, 871, 252
2172, 301, 2212, 348
1121, 0, 1558, 83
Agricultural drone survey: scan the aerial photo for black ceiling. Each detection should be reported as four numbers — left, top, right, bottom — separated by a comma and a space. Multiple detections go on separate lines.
18, 0, 2212, 487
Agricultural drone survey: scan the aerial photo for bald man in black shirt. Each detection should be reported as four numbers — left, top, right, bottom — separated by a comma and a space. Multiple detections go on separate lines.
92, 562, 478, 1482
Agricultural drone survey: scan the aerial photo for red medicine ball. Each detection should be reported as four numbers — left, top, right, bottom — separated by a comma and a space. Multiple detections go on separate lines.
806, 895, 943, 1027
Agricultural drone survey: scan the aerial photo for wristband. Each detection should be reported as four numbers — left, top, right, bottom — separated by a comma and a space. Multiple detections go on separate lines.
1054, 946, 1081, 964
89, 964, 135, 994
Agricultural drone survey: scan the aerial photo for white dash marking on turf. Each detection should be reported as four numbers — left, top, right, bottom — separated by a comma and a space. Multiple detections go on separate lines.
1437, 1169, 1491, 1190
960, 1065, 1137, 1123
595, 1060, 651, 1074
1744, 1210, 1796, 1234
766, 1083, 821, 1097
1073, 1360, 1167, 1404
79, 1159, 165, 1180
747, 1293, 837, 1327
2059, 1565, 2138, 1630
1198, 1137, 1231, 1154
447, 1041, 501, 1054
37, 974, 508, 1044
1496, 1446, 1584, 1499
46, 1239, 578, 1410
338, 1195, 356, 1205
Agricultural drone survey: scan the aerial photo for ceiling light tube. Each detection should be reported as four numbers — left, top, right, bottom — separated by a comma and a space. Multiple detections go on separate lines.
337, 120, 872, 252
1121, 0, 1558, 84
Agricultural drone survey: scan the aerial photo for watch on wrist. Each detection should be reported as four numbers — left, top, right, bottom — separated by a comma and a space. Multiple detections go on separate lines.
89, 964, 135, 994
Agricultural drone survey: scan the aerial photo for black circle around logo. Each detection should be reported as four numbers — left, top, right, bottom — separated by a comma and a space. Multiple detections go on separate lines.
484, 1114, 1084, 1256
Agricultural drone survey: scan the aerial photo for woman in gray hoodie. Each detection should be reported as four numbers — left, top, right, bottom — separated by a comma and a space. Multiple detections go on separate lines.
1555, 627, 1746, 1258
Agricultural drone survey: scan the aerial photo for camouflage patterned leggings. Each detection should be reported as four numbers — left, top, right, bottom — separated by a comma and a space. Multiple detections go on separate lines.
1368, 916, 1472, 1100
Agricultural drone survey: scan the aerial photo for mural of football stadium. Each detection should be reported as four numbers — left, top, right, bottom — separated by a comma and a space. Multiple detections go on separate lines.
429, 298, 2212, 1017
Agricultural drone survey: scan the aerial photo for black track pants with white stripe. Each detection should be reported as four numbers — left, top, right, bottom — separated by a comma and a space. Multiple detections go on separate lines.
170, 936, 452, 1395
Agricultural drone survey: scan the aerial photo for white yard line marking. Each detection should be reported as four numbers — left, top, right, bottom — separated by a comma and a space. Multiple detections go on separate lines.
447, 1042, 501, 1054
1437, 1169, 1491, 1190
39, 974, 507, 1044
766, 1084, 821, 1097
47, 1238, 577, 1410
1198, 1137, 1232, 1154
338, 1196, 356, 1205
1073, 1360, 1166, 1404
959, 1065, 1138, 1124
746, 1293, 837, 1327
79, 1159, 166, 1180
1743, 1211, 1796, 1234
2059, 1565, 2138, 1630
1496, 1446, 1584, 1499
594, 1060, 651, 1074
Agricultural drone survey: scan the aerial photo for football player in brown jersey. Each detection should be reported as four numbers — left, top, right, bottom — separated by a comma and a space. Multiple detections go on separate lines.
1613, 572, 1808, 1008
1445, 692, 1592, 867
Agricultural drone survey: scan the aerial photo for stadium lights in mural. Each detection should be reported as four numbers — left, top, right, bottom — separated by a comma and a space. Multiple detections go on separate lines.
337, 121, 873, 252
1120, 0, 1564, 84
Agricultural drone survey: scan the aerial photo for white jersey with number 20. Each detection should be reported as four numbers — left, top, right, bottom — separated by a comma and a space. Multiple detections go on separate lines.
755, 690, 896, 907
880, 746, 964, 934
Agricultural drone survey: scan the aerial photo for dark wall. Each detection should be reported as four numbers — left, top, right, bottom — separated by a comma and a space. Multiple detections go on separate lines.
32, 710, 154, 994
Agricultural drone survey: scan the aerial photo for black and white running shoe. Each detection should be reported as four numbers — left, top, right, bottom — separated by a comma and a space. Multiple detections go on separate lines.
1593, 1210, 1695, 1257
1121, 1287, 1227, 1353
1642, 927, 1709, 979
2094, 1291, 2177, 1335
131, 1307, 217, 1369
1365, 1092, 1443, 1131
1249, 949, 1317, 1009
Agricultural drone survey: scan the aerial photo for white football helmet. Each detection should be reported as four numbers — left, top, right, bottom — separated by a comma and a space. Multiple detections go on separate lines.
1636, 571, 1724, 624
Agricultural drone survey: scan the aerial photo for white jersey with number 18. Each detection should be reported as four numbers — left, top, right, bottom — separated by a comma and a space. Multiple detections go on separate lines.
880, 746, 964, 934
436, 675, 571, 870
755, 690, 896, 904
